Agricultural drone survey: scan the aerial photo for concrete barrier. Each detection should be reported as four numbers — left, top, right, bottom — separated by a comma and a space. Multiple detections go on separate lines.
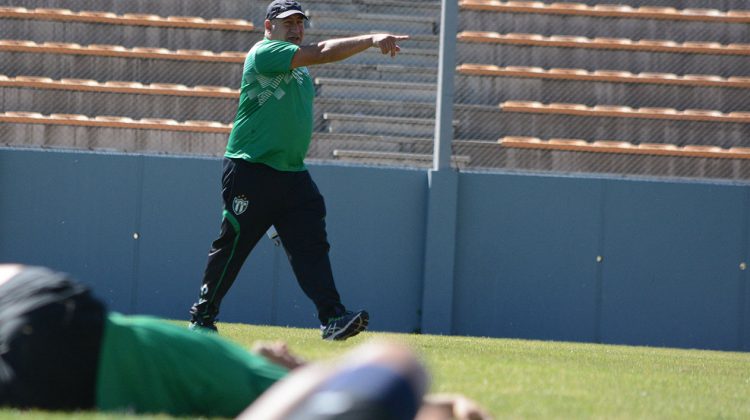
1, 147, 749, 351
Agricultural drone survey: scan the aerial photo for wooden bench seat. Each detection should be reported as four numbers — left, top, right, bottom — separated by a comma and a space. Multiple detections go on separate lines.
500, 101, 750, 123
500, 136, 750, 160
332, 149, 471, 168
0, 6, 254, 31
0, 111, 231, 133
458, 31, 750, 56
457, 64, 750, 89
459, 1, 750, 24
0, 74, 239, 97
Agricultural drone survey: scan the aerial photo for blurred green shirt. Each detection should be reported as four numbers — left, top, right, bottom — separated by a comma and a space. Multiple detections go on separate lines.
225, 38, 315, 171
95, 313, 288, 417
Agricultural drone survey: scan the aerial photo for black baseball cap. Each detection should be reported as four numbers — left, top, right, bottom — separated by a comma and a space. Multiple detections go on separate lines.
266, 0, 308, 20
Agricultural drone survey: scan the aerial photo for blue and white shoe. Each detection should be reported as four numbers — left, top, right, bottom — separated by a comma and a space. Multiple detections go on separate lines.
321, 310, 369, 341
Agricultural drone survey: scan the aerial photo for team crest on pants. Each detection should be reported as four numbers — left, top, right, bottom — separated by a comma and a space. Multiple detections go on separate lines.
232, 195, 249, 215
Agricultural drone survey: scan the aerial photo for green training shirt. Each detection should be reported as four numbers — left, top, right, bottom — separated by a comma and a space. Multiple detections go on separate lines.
95, 313, 288, 417
225, 38, 315, 171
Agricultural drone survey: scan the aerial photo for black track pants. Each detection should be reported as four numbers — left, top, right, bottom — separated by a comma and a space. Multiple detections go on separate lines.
190, 158, 345, 325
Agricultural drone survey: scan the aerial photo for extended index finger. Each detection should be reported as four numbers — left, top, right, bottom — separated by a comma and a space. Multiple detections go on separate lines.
393, 35, 411, 40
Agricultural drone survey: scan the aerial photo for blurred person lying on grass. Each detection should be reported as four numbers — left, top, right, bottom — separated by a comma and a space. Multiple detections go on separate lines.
0, 264, 491, 419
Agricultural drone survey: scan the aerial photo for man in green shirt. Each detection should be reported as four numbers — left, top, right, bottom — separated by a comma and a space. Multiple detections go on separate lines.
0, 265, 492, 419
189, 0, 410, 339
0, 265, 287, 417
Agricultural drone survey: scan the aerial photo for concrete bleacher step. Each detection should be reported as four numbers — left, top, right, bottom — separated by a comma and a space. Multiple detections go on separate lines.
0, 0, 441, 24
500, 136, 750, 160
0, 110, 449, 161
501, 100, 750, 123
306, 10, 438, 35
309, 132, 434, 158
455, 65, 750, 111
322, 112, 457, 138
0, 40, 247, 85
0, 112, 230, 155
1, 75, 435, 133
497, 136, 750, 181
5, 112, 746, 180
315, 77, 436, 102
314, 98, 435, 123
0, 0, 256, 20
0, 4, 438, 51
317, 102, 500, 141
497, 101, 750, 148
0, 76, 239, 123
457, 32, 750, 77
460, 1, 750, 23
332, 149, 471, 169
0, 40, 437, 87
349, 46, 438, 67
516, 1, 749, 10
315, 62, 437, 83
315, 100, 501, 140
317, 99, 748, 143
0, 74, 441, 131
0, 7, 261, 52
310, 132, 505, 167
0, 7, 256, 30
0, 7, 439, 53
320, 133, 750, 178
459, 1, 750, 44
458, 64, 750, 88
301, 0, 441, 17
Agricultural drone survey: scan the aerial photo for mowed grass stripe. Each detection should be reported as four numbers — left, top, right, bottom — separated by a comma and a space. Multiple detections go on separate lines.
3, 322, 749, 419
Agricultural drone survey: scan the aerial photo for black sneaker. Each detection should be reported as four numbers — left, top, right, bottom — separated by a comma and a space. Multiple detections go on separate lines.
321, 310, 369, 341
189, 319, 218, 333
189, 299, 218, 333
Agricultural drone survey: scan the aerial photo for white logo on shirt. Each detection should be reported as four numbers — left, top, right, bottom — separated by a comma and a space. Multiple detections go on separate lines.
248, 67, 308, 106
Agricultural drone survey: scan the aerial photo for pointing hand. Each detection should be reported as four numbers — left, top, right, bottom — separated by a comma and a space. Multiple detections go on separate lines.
372, 34, 410, 57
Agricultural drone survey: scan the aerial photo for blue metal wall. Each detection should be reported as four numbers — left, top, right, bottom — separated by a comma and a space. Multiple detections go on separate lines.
453, 173, 603, 343
0, 149, 427, 333
1, 148, 747, 351
452, 173, 749, 351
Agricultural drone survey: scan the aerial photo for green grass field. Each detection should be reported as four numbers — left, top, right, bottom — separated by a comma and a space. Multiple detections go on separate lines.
3, 322, 749, 419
